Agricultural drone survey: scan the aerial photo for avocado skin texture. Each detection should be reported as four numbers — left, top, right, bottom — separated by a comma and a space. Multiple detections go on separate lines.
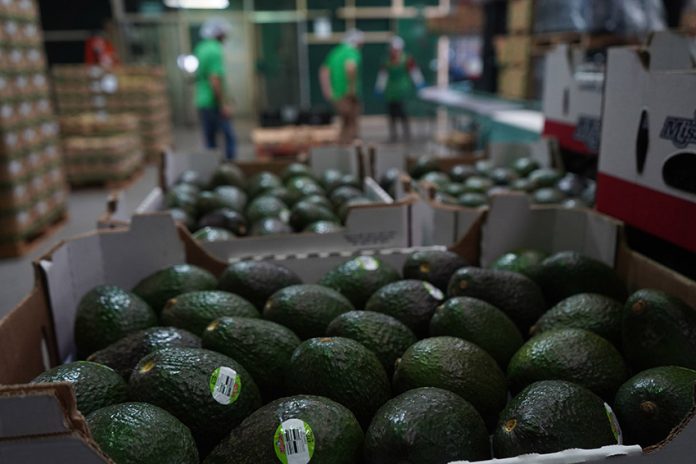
614, 366, 696, 447
132, 264, 217, 314
447, 267, 546, 333
161, 290, 259, 336
305, 220, 343, 234
202, 317, 301, 401
285, 337, 391, 427
88, 402, 199, 464
129, 347, 262, 455
493, 380, 617, 458
392, 336, 508, 428
218, 261, 302, 310
247, 172, 282, 198
319, 256, 401, 309
365, 280, 444, 337
192, 227, 235, 242
508, 328, 629, 400
490, 249, 548, 277
402, 249, 468, 292
245, 195, 289, 224
527, 251, 627, 305
204, 395, 363, 464
364, 387, 491, 464
289, 201, 338, 231
622, 289, 696, 371
209, 163, 246, 190
32, 361, 127, 416
533, 293, 623, 345
430, 297, 524, 369
251, 217, 293, 236
74, 285, 158, 356
327, 311, 417, 376
87, 327, 201, 380
264, 284, 354, 339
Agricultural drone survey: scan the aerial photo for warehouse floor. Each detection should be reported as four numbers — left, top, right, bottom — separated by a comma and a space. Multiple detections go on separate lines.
0, 116, 432, 318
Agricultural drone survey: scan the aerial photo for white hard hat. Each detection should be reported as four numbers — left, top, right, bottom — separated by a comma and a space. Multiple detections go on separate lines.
344, 28, 365, 46
391, 36, 404, 50
200, 17, 231, 39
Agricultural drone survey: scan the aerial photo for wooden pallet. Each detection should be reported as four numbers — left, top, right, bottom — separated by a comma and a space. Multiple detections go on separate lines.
0, 212, 68, 259
532, 32, 638, 54
68, 167, 145, 191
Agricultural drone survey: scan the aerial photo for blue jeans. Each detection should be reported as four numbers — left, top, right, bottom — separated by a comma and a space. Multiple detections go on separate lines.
199, 108, 236, 160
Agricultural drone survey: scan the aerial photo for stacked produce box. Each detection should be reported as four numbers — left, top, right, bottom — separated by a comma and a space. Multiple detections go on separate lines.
0, 0, 67, 257
52, 64, 172, 162
60, 113, 144, 186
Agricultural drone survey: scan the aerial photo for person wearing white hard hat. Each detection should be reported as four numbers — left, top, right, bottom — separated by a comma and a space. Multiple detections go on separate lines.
319, 29, 365, 144
194, 18, 236, 160
375, 36, 425, 142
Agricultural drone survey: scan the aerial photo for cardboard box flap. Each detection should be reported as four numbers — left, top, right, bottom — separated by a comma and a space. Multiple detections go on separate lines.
487, 138, 562, 170
0, 435, 110, 464
308, 145, 358, 177
644, 31, 694, 71
411, 197, 485, 248
450, 444, 643, 464
162, 149, 219, 190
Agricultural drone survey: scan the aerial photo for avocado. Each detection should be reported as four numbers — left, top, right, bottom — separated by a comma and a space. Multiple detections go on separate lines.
192, 227, 235, 242
161, 290, 260, 335
74, 285, 157, 356
463, 176, 494, 194
320, 168, 345, 193
338, 174, 361, 191
330, 186, 363, 208
507, 328, 629, 400
288, 178, 326, 199
392, 336, 508, 427
420, 171, 451, 189
430, 297, 524, 368
250, 218, 293, 236
614, 366, 696, 446
177, 170, 206, 189
449, 164, 477, 183
196, 190, 244, 218
458, 192, 488, 207
510, 178, 534, 192
204, 395, 363, 464
444, 182, 467, 197
87, 327, 201, 380
247, 171, 282, 198
512, 157, 540, 177
168, 208, 195, 230
32, 361, 127, 416
133, 264, 217, 314
364, 280, 444, 337
319, 256, 401, 309
300, 194, 334, 210
490, 248, 548, 277
409, 155, 440, 179
364, 387, 490, 464
213, 185, 247, 213
447, 267, 546, 333
491, 167, 518, 186
264, 284, 354, 339
218, 260, 302, 310
265, 186, 300, 208
209, 163, 246, 190
529, 168, 563, 188
129, 347, 262, 454
622, 289, 696, 371
202, 317, 301, 400
282, 162, 315, 183
198, 208, 248, 236
532, 293, 623, 345
285, 337, 391, 427
304, 220, 343, 234
338, 197, 372, 224
533, 187, 565, 204
88, 402, 198, 464
165, 187, 197, 216
529, 251, 628, 305
289, 201, 338, 231
286, 174, 322, 190
245, 195, 290, 224
402, 249, 468, 292
493, 380, 618, 457
378, 167, 401, 196
326, 311, 417, 375
475, 159, 494, 176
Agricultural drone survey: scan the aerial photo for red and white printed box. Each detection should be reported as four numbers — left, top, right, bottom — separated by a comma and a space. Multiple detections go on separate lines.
597, 32, 696, 252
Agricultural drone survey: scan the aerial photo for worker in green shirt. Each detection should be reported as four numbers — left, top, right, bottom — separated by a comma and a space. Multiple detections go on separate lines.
320, 29, 364, 145
194, 18, 236, 160
375, 36, 425, 142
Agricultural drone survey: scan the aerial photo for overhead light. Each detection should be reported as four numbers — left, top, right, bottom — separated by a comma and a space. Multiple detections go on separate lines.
164, 0, 229, 9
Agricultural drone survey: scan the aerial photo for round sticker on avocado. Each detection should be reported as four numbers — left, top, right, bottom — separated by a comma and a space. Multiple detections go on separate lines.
356, 256, 379, 271
604, 402, 623, 444
274, 419, 315, 464
209, 366, 241, 405
423, 282, 444, 301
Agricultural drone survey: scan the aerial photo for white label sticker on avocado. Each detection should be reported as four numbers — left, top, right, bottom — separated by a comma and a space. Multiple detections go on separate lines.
423, 282, 444, 301
209, 366, 241, 405
604, 402, 623, 444
356, 256, 379, 271
274, 419, 315, 464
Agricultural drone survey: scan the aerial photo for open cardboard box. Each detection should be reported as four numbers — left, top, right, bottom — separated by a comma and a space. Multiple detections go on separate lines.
2, 195, 696, 462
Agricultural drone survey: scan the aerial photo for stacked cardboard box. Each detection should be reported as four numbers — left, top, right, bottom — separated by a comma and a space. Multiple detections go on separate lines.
60, 113, 144, 186
495, 0, 536, 100
0, 0, 68, 256
52, 64, 172, 161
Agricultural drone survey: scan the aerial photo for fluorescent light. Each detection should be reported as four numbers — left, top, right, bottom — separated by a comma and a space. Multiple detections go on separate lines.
164, 0, 229, 9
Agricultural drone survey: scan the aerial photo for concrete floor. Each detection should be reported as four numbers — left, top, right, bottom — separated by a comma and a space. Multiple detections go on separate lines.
0, 116, 429, 318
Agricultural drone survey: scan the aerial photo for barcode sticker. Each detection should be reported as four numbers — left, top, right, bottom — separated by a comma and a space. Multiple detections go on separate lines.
356, 256, 379, 271
604, 402, 623, 444
274, 419, 315, 464
209, 366, 241, 405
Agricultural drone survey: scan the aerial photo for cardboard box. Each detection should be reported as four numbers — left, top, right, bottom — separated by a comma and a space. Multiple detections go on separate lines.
498, 65, 533, 100
597, 32, 696, 252
507, 0, 534, 33
495, 34, 532, 66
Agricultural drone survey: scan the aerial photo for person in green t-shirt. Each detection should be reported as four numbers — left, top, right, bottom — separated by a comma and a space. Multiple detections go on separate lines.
319, 29, 364, 145
375, 36, 425, 142
194, 18, 236, 160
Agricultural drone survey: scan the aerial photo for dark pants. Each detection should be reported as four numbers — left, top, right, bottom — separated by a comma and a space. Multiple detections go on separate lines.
388, 101, 410, 142
199, 108, 236, 160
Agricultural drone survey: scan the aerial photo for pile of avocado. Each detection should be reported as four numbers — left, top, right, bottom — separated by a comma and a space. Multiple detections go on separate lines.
164, 162, 374, 241
32, 249, 696, 463
381, 155, 595, 208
